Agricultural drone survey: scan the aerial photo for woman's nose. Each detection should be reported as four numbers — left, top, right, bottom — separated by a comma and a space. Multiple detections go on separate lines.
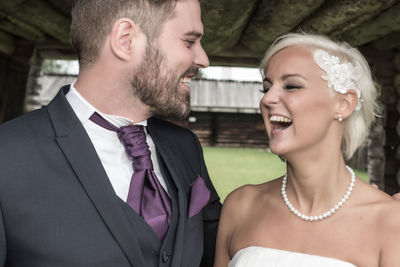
261, 86, 280, 107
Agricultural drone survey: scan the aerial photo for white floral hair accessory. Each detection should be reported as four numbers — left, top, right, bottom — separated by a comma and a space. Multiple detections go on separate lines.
313, 49, 362, 111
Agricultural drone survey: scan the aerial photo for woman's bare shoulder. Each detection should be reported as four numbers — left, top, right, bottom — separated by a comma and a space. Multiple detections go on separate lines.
221, 178, 282, 219
375, 194, 400, 266
375, 193, 400, 227
224, 177, 282, 203
347, 180, 400, 266
356, 180, 400, 237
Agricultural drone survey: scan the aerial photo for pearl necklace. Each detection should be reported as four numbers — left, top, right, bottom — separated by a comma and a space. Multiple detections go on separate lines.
281, 165, 355, 221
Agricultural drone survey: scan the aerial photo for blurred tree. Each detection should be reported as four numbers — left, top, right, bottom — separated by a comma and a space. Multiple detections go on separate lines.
196, 69, 204, 79
42, 59, 62, 73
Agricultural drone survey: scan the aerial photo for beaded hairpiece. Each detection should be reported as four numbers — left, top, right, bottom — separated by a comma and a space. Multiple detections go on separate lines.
313, 49, 361, 111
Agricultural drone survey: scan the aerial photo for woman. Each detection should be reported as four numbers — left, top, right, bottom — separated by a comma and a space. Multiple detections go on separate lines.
214, 33, 400, 267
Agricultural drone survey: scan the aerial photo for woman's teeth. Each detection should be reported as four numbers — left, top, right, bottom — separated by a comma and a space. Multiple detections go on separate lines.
270, 115, 292, 123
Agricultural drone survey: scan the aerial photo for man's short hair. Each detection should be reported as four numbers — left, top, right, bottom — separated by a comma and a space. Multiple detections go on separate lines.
70, 0, 177, 69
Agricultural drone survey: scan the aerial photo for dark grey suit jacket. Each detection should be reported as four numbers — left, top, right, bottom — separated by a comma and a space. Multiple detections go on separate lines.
0, 86, 221, 267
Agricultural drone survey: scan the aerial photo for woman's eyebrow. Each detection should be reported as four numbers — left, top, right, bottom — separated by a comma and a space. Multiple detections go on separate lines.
281, 73, 308, 81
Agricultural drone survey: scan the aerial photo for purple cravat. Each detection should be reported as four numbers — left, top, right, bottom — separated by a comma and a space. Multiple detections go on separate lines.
89, 112, 171, 240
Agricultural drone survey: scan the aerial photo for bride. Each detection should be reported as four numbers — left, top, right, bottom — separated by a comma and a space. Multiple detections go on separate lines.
213, 33, 400, 267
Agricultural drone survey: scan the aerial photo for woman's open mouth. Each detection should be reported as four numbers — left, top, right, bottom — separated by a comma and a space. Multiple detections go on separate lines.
270, 115, 292, 131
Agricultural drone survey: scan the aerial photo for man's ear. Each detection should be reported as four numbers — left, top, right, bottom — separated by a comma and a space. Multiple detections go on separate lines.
109, 18, 141, 61
336, 89, 359, 119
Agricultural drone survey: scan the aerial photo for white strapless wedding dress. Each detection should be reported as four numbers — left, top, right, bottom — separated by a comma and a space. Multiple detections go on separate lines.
229, 247, 356, 267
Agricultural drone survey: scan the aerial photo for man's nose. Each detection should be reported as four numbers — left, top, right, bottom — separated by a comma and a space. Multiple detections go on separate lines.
194, 43, 210, 68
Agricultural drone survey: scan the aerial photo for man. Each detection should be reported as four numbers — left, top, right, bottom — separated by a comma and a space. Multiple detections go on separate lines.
0, 0, 221, 266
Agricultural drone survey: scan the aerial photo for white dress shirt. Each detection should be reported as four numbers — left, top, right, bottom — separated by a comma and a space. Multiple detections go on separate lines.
66, 83, 169, 201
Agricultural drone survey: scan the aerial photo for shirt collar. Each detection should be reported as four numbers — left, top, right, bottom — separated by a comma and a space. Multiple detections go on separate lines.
66, 83, 147, 127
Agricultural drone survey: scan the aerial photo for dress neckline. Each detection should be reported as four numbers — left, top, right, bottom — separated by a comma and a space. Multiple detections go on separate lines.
231, 246, 356, 267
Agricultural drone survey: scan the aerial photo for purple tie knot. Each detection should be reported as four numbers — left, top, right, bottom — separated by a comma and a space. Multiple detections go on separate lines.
117, 125, 153, 171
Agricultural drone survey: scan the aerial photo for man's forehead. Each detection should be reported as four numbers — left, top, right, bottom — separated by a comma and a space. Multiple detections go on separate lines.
163, 0, 204, 36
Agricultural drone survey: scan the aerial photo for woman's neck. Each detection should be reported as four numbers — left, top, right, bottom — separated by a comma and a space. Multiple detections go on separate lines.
284, 153, 351, 216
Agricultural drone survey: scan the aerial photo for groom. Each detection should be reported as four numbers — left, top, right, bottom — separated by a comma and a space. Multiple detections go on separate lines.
0, 0, 221, 266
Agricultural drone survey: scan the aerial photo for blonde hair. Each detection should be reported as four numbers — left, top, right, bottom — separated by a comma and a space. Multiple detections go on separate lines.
260, 33, 379, 159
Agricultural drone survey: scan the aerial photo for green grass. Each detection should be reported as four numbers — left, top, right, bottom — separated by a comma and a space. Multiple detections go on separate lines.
203, 146, 369, 201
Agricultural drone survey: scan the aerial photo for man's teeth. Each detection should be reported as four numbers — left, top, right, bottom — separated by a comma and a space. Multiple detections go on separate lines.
270, 115, 292, 123
180, 76, 191, 85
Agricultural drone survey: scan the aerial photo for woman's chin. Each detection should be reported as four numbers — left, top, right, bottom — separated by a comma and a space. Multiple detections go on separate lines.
269, 146, 291, 161
269, 144, 287, 155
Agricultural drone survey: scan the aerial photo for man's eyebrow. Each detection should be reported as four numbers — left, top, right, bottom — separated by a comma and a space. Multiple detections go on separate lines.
184, 31, 202, 38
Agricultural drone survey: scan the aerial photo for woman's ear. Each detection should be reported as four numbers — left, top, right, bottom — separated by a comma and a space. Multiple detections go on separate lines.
336, 89, 359, 120
109, 18, 140, 61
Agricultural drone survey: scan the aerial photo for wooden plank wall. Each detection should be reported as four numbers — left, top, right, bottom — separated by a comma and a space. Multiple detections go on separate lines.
0, 55, 30, 123
171, 111, 268, 149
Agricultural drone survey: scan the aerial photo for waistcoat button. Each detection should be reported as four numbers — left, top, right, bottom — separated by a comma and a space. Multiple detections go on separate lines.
162, 250, 169, 263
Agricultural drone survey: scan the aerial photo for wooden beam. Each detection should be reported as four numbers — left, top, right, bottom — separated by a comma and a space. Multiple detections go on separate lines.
241, 0, 324, 53
372, 31, 400, 51
38, 49, 77, 60
46, 0, 73, 17
301, 0, 398, 35
330, 1, 398, 38
0, 0, 70, 44
0, 11, 46, 42
201, 0, 259, 54
33, 41, 75, 59
0, 30, 15, 55
214, 44, 262, 59
341, 3, 400, 46
208, 55, 261, 68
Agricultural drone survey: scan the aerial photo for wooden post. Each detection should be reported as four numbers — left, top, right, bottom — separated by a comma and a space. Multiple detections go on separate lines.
24, 50, 44, 112
0, 31, 15, 55
371, 47, 400, 195
362, 46, 400, 194
0, 40, 34, 123
368, 117, 386, 188
395, 52, 400, 192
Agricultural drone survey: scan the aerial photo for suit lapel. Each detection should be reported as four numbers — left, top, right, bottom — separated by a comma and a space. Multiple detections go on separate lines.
147, 118, 188, 265
46, 87, 146, 267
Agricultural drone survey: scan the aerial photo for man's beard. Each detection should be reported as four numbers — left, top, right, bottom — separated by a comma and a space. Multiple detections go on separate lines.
131, 42, 198, 120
